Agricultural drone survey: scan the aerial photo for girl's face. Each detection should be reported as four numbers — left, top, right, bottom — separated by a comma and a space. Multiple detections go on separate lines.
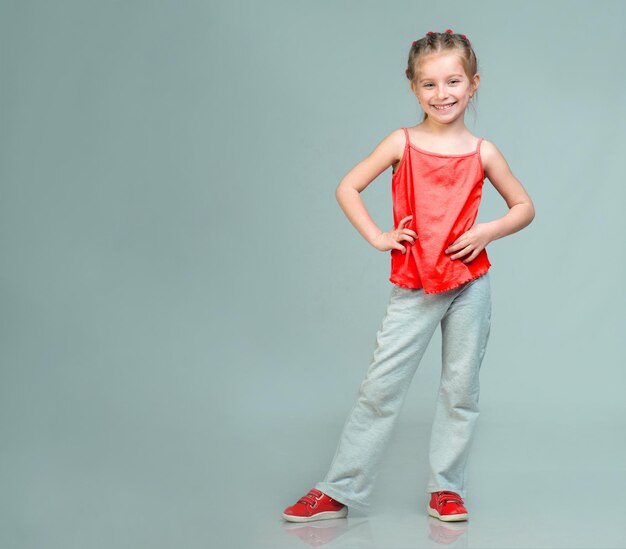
410, 51, 479, 124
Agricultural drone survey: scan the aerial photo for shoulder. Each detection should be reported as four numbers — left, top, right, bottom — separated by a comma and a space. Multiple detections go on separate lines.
479, 139, 508, 175
479, 139, 520, 184
370, 127, 406, 148
385, 127, 407, 148
479, 138, 498, 158
370, 127, 407, 163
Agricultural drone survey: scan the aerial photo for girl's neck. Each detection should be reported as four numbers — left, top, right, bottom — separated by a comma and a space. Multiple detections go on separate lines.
419, 118, 468, 135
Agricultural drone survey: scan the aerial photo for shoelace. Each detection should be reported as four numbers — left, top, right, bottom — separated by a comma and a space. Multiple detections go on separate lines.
298, 488, 325, 506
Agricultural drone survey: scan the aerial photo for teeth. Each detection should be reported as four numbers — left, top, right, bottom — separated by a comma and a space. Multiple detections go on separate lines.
433, 102, 455, 110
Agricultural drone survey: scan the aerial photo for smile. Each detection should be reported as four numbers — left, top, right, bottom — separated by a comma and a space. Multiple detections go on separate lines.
432, 102, 456, 111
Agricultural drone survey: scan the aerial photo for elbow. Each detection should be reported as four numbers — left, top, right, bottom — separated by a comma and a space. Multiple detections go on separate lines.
335, 181, 352, 202
514, 196, 535, 224
528, 201, 536, 223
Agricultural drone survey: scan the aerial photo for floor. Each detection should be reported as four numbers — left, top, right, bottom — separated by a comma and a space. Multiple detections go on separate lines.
4, 417, 625, 548
232, 419, 626, 549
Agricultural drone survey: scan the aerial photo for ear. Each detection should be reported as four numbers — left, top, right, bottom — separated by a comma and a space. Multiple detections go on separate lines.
471, 73, 480, 95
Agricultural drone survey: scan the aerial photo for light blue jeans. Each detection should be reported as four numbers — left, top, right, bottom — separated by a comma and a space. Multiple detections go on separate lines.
315, 271, 492, 512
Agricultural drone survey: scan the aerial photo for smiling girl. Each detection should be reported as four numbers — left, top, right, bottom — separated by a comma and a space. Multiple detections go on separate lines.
282, 28, 535, 523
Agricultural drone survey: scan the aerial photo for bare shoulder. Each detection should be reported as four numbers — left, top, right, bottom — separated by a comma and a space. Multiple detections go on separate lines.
479, 139, 497, 166
382, 127, 406, 155
337, 127, 407, 193
386, 127, 406, 171
479, 139, 510, 179
364, 127, 406, 173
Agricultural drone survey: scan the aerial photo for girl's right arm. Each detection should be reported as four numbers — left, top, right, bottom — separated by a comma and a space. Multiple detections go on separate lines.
335, 129, 418, 255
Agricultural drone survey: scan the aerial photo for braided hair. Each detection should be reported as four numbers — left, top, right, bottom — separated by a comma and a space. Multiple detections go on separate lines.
405, 29, 479, 121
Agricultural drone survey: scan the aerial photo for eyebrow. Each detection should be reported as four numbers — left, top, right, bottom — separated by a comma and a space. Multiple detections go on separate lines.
419, 74, 464, 83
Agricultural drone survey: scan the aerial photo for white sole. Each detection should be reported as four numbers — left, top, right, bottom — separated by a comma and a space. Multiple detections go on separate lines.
427, 506, 468, 522
282, 507, 348, 523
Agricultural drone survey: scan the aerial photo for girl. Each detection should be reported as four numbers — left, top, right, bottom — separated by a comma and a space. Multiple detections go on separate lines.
282, 29, 535, 523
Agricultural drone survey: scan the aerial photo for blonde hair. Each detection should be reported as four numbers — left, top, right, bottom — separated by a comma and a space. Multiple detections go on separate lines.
405, 30, 479, 122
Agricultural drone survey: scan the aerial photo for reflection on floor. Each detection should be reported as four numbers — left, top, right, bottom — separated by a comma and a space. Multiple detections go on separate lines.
280, 515, 469, 548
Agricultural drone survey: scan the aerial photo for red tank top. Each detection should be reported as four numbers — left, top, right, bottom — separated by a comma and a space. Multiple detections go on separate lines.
390, 127, 491, 294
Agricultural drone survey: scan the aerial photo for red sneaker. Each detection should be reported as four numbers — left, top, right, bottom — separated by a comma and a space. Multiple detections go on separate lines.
282, 488, 348, 522
428, 490, 469, 522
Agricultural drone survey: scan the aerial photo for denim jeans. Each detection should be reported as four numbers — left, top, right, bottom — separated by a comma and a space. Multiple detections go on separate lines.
314, 271, 492, 511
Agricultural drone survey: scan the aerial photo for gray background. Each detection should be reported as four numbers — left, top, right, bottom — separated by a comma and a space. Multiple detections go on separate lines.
1, 1, 625, 548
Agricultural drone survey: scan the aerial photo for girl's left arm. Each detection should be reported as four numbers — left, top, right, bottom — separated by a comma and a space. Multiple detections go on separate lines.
481, 140, 535, 242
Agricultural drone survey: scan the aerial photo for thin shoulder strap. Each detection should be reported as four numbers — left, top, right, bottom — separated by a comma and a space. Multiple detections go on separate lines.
476, 137, 484, 153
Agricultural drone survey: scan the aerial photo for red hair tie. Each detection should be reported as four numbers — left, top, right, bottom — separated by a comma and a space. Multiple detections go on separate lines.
423, 30, 469, 40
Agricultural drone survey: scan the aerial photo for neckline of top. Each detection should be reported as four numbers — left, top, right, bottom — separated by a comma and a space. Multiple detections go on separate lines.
403, 128, 482, 158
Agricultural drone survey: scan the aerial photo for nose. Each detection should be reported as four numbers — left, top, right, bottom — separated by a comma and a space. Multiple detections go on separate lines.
436, 85, 448, 99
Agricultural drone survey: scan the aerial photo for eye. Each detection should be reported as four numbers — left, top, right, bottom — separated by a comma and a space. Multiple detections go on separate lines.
450, 79, 460, 84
